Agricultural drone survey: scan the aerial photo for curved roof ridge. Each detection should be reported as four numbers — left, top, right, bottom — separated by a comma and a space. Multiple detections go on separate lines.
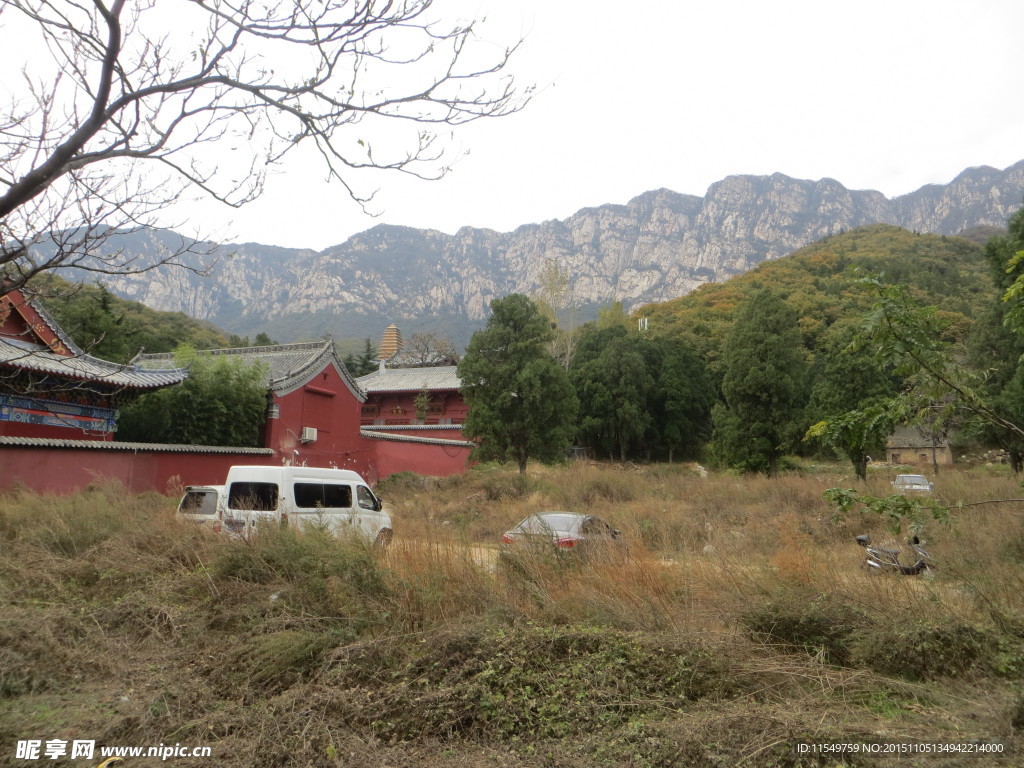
360, 428, 474, 447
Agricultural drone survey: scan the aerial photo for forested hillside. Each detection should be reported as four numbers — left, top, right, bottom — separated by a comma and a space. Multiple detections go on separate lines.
28, 276, 240, 361
552, 223, 1015, 470
639, 224, 993, 369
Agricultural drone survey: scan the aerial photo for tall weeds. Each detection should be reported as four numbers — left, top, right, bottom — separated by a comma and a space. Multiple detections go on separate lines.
3, 464, 1023, 766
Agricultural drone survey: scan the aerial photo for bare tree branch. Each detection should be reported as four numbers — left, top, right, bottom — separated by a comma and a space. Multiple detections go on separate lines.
1, 0, 529, 291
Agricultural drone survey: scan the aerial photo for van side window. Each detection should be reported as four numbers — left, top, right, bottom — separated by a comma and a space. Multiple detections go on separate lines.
294, 482, 352, 509
357, 485, 378, 511
229, 482, 278, 511
181, 490, 218, 515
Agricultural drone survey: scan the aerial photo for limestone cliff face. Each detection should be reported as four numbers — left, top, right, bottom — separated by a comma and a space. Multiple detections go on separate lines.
91, 161, 1024, 342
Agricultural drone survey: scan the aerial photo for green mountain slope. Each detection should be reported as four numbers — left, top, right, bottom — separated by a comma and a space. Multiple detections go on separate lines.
27, 275, 232, 362
639, 224, 994, 366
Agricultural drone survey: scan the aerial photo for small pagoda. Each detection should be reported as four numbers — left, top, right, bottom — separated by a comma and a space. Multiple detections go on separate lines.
379, 323, 403, 360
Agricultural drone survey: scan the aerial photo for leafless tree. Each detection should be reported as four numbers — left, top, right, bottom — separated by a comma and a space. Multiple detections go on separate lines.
0, 0, 527, 291
532, 257, 580, 368
404, 330, 457, 365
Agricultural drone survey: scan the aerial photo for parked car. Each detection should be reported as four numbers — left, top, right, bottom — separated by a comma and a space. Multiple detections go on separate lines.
501, 512, 621, 555
892, 474, 934, 494
222, 465, 393, 545
176, 485, 226, 532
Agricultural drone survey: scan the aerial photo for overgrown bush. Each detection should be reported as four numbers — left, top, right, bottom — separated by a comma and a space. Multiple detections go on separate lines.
850, 622, 995, 680
742, 594, 870, 666
5, 465, 1024, 767
212, 524, 389, 620
219, 629, 345, 696
0, 482, 168, 557
324, 623, 728, 741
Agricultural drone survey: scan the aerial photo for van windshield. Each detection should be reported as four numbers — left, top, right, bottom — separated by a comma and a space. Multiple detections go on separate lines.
294, 482, 352, 509
229, 482, 279, 511
357, 485, 378, 510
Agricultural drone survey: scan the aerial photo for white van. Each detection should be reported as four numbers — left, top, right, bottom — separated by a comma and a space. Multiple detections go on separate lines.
222, 466, 393, 545
177, 485, 227, 532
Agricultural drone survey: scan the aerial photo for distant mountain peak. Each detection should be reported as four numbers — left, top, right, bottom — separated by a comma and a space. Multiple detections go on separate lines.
72, 161, 1024, 347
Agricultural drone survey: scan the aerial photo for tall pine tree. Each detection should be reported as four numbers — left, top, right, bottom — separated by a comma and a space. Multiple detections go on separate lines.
713, 288, 807, 476
458, 294, 578, 474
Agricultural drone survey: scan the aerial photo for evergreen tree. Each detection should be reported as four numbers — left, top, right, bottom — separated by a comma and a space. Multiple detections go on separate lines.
49, 284, 136, 362
968, 208, 1024, 470
569, 325, 714, 462
651, 339, 714, 462
253, 332, 277, 346
572, 331, 653, 460
342, 338, 380, 377
805, 331, 898, 479
34, 274, 230, 354
989, 204, 1024, 332
355, 338, 379, 377
458, 294, 578, 474
713, 289, 807, 476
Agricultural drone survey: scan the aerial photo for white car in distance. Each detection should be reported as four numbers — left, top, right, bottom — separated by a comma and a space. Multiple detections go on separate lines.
892, 474, 934, 494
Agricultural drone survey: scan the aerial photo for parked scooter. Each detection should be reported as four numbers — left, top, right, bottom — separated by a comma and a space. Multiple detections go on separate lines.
855, 533, 932, 575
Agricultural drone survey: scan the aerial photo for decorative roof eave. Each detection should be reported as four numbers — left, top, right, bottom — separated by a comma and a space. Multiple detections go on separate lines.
0, 436, 274, 453
360, 428, 475, 448
270, 343, 366, 402
20, 290, 86, 356
0, 338, 189, 389
362, 384, 462, 394
1, 287, 83, 356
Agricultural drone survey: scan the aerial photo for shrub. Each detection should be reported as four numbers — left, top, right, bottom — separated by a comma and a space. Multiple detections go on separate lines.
376, 470, 427, 495
328, 623, 728, 741
220, 630, 342, 695
212, 524, 389, 620
742, 594, 869, 665
850, 622, 993, 680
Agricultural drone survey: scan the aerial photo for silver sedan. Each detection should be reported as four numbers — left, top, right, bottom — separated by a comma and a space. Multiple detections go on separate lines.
501, 512, 621, 553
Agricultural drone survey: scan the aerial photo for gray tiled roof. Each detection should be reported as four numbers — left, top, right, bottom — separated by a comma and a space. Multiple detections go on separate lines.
360, 428, 474, 447
137, 340, 365, 398
359, 424, 465, 432
0, 436, 274, 453
356, 365, 461, 393
0, 336, 188, 389
886, 426, 949, 449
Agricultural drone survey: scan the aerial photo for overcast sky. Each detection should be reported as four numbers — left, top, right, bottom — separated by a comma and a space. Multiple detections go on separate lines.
172, 0, 1024, 249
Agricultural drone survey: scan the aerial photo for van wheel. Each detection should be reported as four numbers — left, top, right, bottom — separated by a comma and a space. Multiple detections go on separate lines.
374, 528, 393, 548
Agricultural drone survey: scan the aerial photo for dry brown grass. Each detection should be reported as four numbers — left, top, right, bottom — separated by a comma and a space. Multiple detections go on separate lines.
3, 463, 1024, 766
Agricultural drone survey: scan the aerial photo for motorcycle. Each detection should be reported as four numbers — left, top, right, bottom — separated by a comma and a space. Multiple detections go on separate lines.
855, 533, 932, 575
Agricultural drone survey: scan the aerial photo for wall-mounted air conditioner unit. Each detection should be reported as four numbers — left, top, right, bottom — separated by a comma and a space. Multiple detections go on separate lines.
300, 427, 318, 442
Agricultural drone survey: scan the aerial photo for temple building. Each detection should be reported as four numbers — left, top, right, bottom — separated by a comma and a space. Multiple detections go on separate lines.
0, 288, 188, 440
1, 298, 474, 494
356, 364, 466, 428
138, 340, 368, 471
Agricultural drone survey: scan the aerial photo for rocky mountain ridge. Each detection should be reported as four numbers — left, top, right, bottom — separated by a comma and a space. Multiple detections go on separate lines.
86, 161, 1024, 345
